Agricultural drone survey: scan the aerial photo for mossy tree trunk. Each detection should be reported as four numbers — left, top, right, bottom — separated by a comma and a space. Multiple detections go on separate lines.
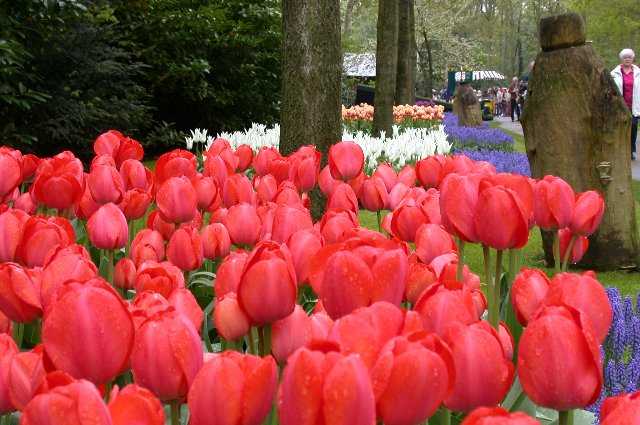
373, 0, 399, 137
395, 0, 416, 105
280, 0, 341, 220
522, 13, 639, 270
453, 83, 482, 127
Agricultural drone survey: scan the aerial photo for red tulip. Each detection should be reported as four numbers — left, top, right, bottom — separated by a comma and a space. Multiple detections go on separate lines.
224, 203, 261, 246
131, 229, 165, 266
0, 148, 22, 198
543, 272, 612, 343
146, 210, 176, 240
272, 305, 313, 363
87, 203, 128, 250
415, 224, 457, 264
270, 204, 313, 244
114, 258, 136, 290
373, 163, 397, 192
201, 223, 231, 260
214, 293, 251, 341
416, 155, 446, 188
443, 155, 478, 176
192, 174, 220, 212
0, 311, 11, 336
204, 155, 231, 188
119, 159, 153, 191
75, 185, 100, 220
518, 305, 602, 410
236, 144, 254, 172
319, 165, 340, 197
439, 173, 482, 242
474, 184, 529, 250
461, 407, 540, 424
21, 154, 41, 182
405, 259, 437, 305
222, 174, 256, 208
156, 176, 198, 224
255, 174, 278, 203
286, 229, 323, 285
371, 334, 454, 425
318, 208, 358, 244
188, 351, 278, 425
328, 182, 359, 213
278, 347, 376, 425
570, 191, 605, 236
129, 291, 171, 331
21, 380, 111, 425
291, 155, 319, 193
14, 192, 37, 214
388, 183, 410, 210
135, 261, 185, 298
558, 228, 589, 264
511, 268, 550, 326
413, 283, 481, 336
31, 151, 85, 211
40, 244, 97, 308
0, 262, 42, 323
42, 279, 134, 384
0, 334, 18, 413
533, 175, 575, 230
253, 147, 280, 176
155, 149, 197, 184
88, 165, 125, 205
8, 349, 46, 410
108, 384, 165, 425
120, 188, 152, 220
168, 288, 204, 333
397, 165, 416, 187
207, 138, 232, 155
268, 157, 290, 184
444, 321, 514, 412
0, 208, 29, 262
309, 236, 408, 319
94, 130, 144, 167
91, 154, 116, 169
328, 141, 364, 181
482, 173, 534, 223
215, 251, 248, 298
131, 308, 203, 401
237, 241, 297, 325
600, 391, 640, 425
420, 187, 442, 224
274, 183, 303, 207
359, 176, 388, 212
166, 226, 203, 271
16, 215, 75, 268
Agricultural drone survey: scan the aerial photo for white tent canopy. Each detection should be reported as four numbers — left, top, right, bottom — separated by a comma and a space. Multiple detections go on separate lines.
343, 53, 376, 77
454, 70, 505, 82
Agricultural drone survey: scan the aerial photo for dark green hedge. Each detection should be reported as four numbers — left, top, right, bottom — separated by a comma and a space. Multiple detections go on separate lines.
0, 0, 282, 160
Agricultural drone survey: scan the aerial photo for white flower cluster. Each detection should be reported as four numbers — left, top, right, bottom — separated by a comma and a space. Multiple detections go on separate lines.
193, 123, 450, 172
185, 128, 214, 150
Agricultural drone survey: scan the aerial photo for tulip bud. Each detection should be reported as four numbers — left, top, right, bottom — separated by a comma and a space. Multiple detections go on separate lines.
0, 334, 18, 414
31, 152, 84, 211
0, 262, 42, 323
215, 251, 248, 298
359, 176, 388, 212
201, 223, 231, 260
131, 309, 203, 401
88, 165, 125, 205
511, 268, 550, 326
223, 174, 256, 208
188, 352, 278, 425
571, 190, 605, 236
440, 173, 482, 243
17, 215, 75, 268
155, 149, 197, 184
87, 203, 128, 250
474, 184, 529, 250
558, 228, 589, 264
533, 175, 575, 230
214, 293, 251, 341
236, 144, 254, 172
0, 150, 22, 198
415, 224, 457, 264
131, 229, 165, 266
135, 261, 185, 298
168, 288, 203, 334
166, 227, 203, 271
328, 141, 364, 181
119, 159, 153, 191
8, 349, 46, 410
156, 176, 198, 224
461, 407, 540, 424
114, 258, 136, 290
108, 384, 165, 425
0, 209, 29, 263
224, 203, 261, 246
600, 392, 640, 425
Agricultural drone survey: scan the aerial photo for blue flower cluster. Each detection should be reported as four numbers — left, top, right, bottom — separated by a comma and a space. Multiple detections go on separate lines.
587, 287, 640, 420
443, 113, 530, 176
457, 149, 531, 176
443, 113, 514, 149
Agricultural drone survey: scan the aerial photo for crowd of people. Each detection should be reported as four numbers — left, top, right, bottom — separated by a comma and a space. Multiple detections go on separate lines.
483, 79, 528, 121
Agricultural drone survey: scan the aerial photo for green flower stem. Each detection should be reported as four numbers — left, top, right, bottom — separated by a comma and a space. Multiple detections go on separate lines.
106, 249, 115, 286
482, 244, 492, 295
456, 239, 466, 282
376, 210, 382, 233
553, 233, 561, 274
247, 327, 257, 355
262, 325, 272, 357
561, 235, 577, 272
440, 409, 450, 425
489, 250, 503, 329
171, 400, 181, 425
559, 410, 574, 425
13, 322, 24, 349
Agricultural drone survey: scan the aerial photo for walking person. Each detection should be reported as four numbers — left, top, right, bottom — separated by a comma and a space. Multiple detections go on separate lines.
611, 48, 640, 160
495, 88, 503, 116
508, 77, 520, 121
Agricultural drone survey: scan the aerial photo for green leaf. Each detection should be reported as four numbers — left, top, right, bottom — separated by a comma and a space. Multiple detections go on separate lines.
502, 378, 536, 417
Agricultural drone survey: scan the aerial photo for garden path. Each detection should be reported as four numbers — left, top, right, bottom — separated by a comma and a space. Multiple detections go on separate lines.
494, 116, 640, 180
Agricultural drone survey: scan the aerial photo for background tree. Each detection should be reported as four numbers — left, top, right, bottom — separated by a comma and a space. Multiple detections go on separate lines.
373, 0, 399, 136
396, 0, 417, 104
280, 0, 342, 219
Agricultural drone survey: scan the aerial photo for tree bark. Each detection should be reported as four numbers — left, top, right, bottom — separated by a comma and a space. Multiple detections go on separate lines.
342, 0, 358, 44
453, 83, 482, 127
374, 0, 399, 137
521, 13, 639, 270
281, 0, 342, 220
396, 0, 416, 105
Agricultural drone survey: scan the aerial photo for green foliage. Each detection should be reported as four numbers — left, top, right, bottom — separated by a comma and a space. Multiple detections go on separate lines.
0, 0, 282, 159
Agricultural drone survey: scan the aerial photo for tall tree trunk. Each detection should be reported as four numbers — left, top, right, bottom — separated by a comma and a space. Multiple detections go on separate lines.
281, 0, 341, 220
374, 0, 399, 137
425, 36, 434, 98
342, 0, 357, 44
396, 0, 415, 105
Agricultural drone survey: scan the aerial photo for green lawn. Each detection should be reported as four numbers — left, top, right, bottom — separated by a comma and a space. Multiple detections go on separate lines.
357, 121, 640, 296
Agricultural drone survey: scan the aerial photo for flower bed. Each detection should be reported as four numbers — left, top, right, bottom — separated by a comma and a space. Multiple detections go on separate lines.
342, 102, 445, 134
